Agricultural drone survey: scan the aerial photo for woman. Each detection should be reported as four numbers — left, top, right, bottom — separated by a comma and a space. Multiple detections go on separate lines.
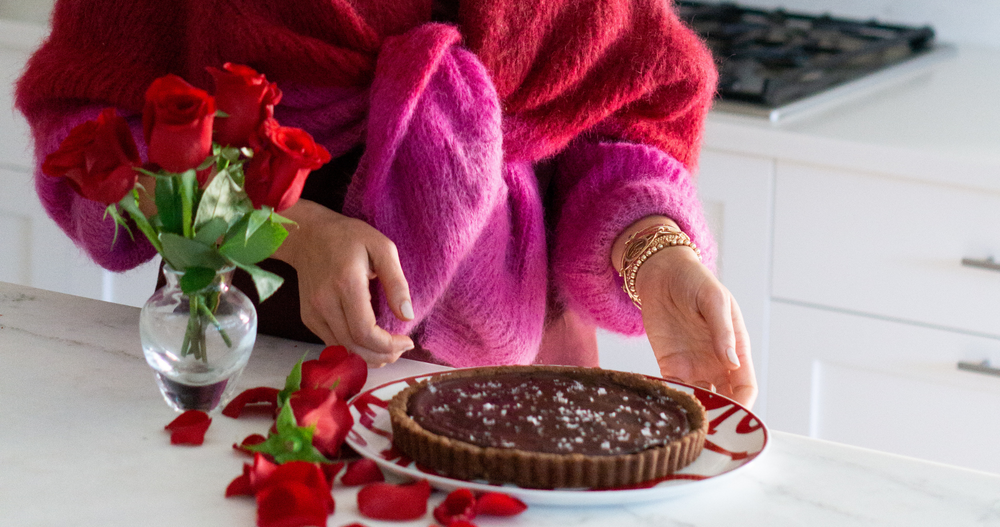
17, 0, 756, 406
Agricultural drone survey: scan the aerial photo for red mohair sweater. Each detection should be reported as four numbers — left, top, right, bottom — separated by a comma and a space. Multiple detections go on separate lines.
16, 0, 719, 366
17, 0, 715, 169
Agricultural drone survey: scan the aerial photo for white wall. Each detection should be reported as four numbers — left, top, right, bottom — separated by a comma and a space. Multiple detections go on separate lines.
0, 0, 52, 26
734, 0, 1000, 50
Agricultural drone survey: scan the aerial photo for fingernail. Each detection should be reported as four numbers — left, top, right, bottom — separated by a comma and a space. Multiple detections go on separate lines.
726, 346, 740, 368
400, 300, 415, 320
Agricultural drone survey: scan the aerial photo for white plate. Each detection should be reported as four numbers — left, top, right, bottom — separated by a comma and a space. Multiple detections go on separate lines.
345, 372, 768, 506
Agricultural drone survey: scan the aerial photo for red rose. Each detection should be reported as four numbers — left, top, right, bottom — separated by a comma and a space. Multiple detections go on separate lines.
244, 119, 330, 212
208, 63, 282, 148
143, 74, 216, 174
41, 108, 140, 205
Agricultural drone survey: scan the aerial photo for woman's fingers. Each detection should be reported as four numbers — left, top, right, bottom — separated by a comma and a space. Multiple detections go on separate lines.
701, 285, 740, 369
367, 237, 414, 322
728, 299, 758, 408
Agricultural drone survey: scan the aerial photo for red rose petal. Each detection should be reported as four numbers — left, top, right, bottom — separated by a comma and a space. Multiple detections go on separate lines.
433, 488, 477, 525
233, 433, 268, 455
301, 345, 368, 401
256, 481, 330, 527
225, 464, 254, 498
164, 410, 211, 445
290, 387, 353, 458
442, 522, 479, 527
340, 459, 384, 486
222, 387, 280, 418
474, 492, 527, 516
357, 480, 431, 521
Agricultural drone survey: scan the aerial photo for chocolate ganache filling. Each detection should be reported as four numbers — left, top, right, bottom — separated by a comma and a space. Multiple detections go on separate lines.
407, 371, 691, 456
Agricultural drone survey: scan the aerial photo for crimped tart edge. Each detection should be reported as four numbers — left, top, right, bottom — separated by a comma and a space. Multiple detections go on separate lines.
387, 365, 708, 489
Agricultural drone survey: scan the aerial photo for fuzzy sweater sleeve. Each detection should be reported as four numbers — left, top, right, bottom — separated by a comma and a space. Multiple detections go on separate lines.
549, 139, 714, 336
31, 105, 157, 271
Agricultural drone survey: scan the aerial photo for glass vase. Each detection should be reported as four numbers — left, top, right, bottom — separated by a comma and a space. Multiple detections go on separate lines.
140, 265, 257, 412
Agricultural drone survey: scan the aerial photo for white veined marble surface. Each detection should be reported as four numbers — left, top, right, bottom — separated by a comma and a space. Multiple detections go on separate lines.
2, 281, 1000, 527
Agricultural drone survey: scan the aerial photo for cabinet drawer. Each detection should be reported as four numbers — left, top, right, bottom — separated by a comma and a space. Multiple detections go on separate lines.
769, 301, 1000, 473
773, 161, 1000, 337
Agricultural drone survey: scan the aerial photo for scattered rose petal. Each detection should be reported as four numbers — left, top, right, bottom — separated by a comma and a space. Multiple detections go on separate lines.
433, 488, 477, 525
357, 480, 431, 521
256, 481, 330, 527
233, 434, 268, 455
256, 461, 334, 515
474, 492, 527, 516
301, 345, 368, 401
225, 464, 254, 498
290, 387, 353, 458
340, 458, 384, 486
222, 387, 280, 418
440, 522, 478, 527
164, 410, 211, 445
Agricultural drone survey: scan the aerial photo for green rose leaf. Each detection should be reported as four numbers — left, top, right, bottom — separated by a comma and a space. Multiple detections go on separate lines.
179, 266, 216, 295
155, 175, 183, 235
117, 190, 162, 253
159, 233, 227, 271
219, 214, 288, 266
193, 217, 228, 246
244, 400, 330, 464
179, 169, 198, 238
277, 355, 305, 407
235, 262, 284, 302
194, 169, 249, 231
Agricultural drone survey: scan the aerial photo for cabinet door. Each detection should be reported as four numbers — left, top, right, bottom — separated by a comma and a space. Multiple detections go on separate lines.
597, 149, 775, 416
769, 300, 1000, 474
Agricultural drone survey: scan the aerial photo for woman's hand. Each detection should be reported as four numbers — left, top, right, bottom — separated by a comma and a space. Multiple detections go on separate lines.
613, 217, 757, 408
273, 199, 415, 367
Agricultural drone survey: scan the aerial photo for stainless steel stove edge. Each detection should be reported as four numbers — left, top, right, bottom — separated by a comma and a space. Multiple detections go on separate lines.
711, 43, 958, 124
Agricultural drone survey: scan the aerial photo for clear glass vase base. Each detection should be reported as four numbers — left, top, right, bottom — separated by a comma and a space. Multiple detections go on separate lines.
155, 372, 242, 413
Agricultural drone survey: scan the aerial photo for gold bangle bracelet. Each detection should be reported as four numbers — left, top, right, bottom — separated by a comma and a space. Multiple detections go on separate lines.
618, 224, 701, 309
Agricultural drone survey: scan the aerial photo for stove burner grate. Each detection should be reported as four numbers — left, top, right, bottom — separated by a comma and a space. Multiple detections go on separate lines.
677, 2, 935, 108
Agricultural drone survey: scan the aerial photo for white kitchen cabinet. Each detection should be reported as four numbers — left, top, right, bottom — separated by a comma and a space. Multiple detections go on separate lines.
597, 148, 776, 416
769, 300, 1000, 474
766, 160, 1000, 471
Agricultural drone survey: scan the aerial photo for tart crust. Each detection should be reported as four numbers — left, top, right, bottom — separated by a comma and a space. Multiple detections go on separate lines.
388, 365, 708, 489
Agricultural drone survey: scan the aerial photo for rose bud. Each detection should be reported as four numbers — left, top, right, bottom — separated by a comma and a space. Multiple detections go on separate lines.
208, 63, 282, 148
244, 119, 330, 211
143, 74, 216, 174
42, 108, 141, 205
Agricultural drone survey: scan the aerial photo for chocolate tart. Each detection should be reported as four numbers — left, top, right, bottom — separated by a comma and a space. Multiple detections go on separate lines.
388, 365, 708, 489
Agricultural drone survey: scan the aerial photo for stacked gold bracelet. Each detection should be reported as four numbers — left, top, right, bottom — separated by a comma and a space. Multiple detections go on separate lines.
618, 224, 701, 309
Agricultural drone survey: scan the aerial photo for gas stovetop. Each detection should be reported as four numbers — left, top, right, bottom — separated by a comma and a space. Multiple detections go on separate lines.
677, 1, 953, 121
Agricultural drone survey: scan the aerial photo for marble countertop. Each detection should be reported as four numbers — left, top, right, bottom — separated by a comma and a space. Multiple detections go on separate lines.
3, 280, 1000, 527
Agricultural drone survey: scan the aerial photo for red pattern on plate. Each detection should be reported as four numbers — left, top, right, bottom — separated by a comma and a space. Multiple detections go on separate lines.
345, 372, 768, 505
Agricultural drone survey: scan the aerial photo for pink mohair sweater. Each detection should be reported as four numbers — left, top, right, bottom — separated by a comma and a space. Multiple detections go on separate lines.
17, 0, 717, 367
